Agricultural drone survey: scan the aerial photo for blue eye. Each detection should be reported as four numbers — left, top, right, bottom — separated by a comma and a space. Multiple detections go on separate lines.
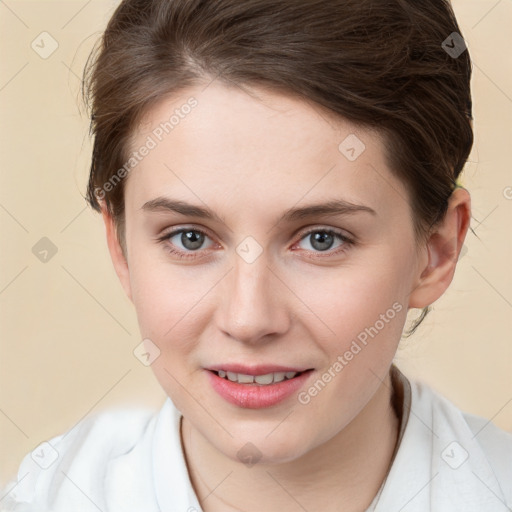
157, 228, 215, 260
157, 226, 354, 260
295, 228, 353, 257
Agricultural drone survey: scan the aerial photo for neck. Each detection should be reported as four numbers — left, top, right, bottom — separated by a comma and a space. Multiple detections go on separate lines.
181, 371, 400, 512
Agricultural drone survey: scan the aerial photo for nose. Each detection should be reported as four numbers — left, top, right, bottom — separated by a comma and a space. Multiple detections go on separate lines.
215, 251, 291, 345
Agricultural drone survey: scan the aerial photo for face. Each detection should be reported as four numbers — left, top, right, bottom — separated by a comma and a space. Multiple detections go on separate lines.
113, 80, 428, 464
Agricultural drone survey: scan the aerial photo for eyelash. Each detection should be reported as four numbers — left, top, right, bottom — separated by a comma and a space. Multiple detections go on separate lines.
156, 226, 355, 260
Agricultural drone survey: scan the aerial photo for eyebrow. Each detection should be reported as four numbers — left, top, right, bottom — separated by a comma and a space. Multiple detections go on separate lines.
141, 197, 376, 224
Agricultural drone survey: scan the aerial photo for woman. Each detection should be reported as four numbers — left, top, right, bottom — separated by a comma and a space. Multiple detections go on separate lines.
3, 0, 511, 511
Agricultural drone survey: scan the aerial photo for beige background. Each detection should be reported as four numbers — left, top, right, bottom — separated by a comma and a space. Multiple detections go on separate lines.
1, 0, 511, 487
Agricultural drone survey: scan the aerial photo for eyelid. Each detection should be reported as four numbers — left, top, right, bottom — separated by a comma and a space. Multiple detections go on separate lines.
157, 223, 355, 259
155, 225, 219, 261
294, 224, 354, 242
157, 224, 215, 240
157, 224, 353, 243
290, 225, 354, 256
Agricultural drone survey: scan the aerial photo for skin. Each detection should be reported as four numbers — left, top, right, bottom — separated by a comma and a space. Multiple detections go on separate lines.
102, 80, 471, 511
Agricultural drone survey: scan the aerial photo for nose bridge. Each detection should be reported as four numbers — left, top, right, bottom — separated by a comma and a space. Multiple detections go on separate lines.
218, 247, 287, 344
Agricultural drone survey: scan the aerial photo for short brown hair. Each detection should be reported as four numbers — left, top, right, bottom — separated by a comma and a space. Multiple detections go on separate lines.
83, 0, 473, 334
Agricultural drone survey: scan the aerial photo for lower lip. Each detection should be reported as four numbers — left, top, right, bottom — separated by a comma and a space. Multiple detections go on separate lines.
206, 370, 313, 409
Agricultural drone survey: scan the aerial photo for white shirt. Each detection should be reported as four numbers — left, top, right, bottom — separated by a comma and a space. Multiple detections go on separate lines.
2, 368, 512, 512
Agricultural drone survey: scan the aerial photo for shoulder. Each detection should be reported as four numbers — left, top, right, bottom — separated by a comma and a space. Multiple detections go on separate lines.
461, 409, 512, 498
378, 372, 512, 510
2, 404, 160, 512
411, 378, 512, 500
412, 378, 512, 448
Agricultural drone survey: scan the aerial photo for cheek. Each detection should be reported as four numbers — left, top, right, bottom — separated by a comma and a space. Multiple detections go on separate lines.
128, 252, 209, 352
291, 268, 408, 429
128, 257, 212, 405
288, 257, 409, 340
288, 260, 410, 420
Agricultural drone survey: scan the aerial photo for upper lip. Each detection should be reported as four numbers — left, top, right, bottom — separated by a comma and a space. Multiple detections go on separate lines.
206, 364, 313, 375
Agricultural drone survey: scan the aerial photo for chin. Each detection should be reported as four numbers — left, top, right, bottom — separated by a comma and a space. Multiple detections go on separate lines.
214, 426, 316, 467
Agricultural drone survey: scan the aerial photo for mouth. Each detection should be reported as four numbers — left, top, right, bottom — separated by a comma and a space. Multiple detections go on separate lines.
205, 365, 315, 408
211, 369, 308, 385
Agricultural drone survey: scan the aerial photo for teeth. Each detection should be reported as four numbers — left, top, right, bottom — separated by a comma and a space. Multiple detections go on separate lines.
254, 373, 273, 385
217, 370, 299, 385
273, 372, 286, 383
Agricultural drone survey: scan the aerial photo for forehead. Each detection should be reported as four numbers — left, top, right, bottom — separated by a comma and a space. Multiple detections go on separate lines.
124, 81, 410, 224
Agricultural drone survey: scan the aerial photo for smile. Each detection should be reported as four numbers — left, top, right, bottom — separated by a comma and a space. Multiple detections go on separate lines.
206, 367, 314, 408
214, 370, 302, 385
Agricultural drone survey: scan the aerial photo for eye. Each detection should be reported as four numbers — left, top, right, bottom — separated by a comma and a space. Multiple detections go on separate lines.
157, 227, 216, 259
156, 226, 354, 261
293, 228, 353, 257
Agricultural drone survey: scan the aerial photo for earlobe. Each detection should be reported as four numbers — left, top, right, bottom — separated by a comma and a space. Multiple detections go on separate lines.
100, 205, 133, 302
408, 187, 471, 309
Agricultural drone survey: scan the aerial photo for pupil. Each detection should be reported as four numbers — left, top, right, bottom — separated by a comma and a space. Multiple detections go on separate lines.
311, 232, 333, 251
182, 230, 204, 250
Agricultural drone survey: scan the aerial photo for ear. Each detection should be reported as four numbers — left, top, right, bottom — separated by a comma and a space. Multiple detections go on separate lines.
100, 204, 133, 302
408, 187, 471, 308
